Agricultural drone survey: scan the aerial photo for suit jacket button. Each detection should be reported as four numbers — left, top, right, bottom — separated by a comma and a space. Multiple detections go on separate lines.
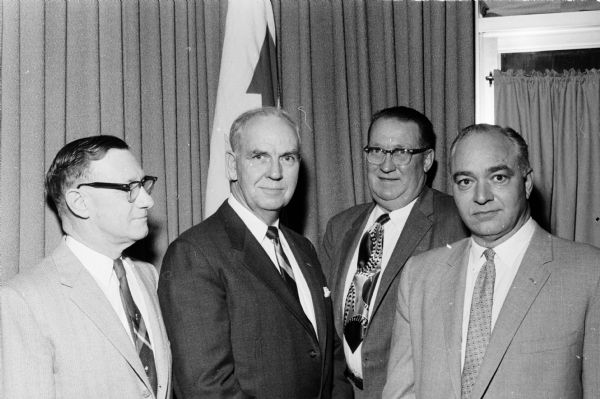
142, 390, 151, 398
309, 350, 318, 358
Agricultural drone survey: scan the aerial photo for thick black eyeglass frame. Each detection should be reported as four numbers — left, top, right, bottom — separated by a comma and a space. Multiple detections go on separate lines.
77, 175, 157, 202
363, 145, 431, 165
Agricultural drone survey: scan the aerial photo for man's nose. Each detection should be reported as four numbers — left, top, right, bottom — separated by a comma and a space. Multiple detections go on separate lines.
474, 181, 493, 205
380, 153, 396, 172
268, 158, 283, 179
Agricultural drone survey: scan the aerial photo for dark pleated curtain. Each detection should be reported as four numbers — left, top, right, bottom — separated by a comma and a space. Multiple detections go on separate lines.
495, 69, 600, 248
0, 0, 475, 281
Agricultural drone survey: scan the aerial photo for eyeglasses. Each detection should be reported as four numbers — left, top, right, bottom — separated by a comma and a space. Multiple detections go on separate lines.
363, 146, 431, 166
77, 176, 157, 203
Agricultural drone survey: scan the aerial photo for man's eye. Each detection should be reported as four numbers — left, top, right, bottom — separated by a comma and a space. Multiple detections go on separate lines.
492, 174, 508, 183
370, 147, 384, 154
454, 178, 473, 189
281, 155, 298, 164
252, 154, 266, 160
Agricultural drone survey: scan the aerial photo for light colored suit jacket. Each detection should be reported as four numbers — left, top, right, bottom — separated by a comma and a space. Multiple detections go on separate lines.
321, 187, 468, 398
0, 240, 172, 399
383, 222, 600, 399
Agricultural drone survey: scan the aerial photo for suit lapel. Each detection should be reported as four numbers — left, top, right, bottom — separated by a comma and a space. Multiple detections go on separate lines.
52, 243, 151, 391
371, 188, 434, 319
129, 259, 171, 398
333, 205, 373, 333
441, 239, 471, 399
470, 226, 553, 399
220, 203, 317, 341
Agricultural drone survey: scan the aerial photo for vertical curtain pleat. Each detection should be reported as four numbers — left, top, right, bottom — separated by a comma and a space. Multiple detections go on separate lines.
0, 0, 474, 280
495, 69, 600, 247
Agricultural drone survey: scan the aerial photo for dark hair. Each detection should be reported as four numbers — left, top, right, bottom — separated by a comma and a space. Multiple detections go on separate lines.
45, 135, 129, 215
450, 123, 531, 175
367, 106, 436, 150
229, 107, 300, 152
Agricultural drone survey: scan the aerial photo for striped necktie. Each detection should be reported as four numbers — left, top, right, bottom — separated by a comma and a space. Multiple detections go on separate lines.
113, 258, 158, 395
266, 226, 300, 302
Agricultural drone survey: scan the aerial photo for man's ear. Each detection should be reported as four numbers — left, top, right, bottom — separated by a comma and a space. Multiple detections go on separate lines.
423, 149, 434, 173
65, 188, 90, 219
524, 169, 534, 200
226, 151, 238, 181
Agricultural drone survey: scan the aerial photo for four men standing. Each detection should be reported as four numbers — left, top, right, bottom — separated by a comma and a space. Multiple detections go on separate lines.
1, 109, 598, 399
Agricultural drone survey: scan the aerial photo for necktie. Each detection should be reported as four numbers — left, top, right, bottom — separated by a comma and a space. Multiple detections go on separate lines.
343, 213, 390, 352
266, 226, 300, 302
114, 258, 158, 395
461, 248, 496, 399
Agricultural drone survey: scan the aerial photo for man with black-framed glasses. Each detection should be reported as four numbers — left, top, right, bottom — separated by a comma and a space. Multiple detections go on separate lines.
321, 106, 468, 399
0, 135, 172, 399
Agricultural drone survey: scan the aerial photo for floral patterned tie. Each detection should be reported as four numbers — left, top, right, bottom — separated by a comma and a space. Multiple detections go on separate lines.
343, 213, 390, 352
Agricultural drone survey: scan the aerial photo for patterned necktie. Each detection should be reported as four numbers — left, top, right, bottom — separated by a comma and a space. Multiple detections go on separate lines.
113, 258, 158, 395
266, 226, 300, 302
461, 248, 496, 399
343, 213, 390, 352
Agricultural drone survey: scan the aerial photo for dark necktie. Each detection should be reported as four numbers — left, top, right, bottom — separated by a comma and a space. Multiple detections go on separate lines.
461, 248, 496, 399
266, 226, 300, 302
113, 258, 158, 395
343, 213, 390, 352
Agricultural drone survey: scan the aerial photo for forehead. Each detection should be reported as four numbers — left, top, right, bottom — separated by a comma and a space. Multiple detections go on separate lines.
239, 115, 299, 150
87, 149, 143, 181
452, 132, 518, 172
369, 119, 421, 147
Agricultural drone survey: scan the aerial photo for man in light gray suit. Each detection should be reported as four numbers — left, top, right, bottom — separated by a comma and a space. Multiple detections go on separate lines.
322, 106, 467, 398
382, 124, 600, 399
0, 136, 172, 399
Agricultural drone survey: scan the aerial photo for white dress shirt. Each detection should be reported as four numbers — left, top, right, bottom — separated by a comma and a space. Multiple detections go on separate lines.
228, 195, 319, 336
460, 217, 535, 370
343, 199, 417, 378
65, 235, 156, 349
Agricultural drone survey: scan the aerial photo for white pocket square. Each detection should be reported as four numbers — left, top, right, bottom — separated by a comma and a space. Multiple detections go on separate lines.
323, 287, 331, 298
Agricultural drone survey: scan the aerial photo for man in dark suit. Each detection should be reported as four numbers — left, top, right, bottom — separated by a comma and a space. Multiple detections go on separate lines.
382, 124, 600, 398
321, 106, 468, 398
158, 107, 351, 399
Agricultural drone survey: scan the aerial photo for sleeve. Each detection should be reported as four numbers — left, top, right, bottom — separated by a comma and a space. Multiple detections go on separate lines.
157, 239, 252, 399
0, 285, 56, 399
381, 262, 416, 399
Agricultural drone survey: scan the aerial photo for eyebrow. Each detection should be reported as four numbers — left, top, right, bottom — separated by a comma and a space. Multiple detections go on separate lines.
452, 164, 515, 180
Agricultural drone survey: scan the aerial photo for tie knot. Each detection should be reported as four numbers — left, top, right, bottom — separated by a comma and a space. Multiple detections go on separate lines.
483, 248, 495, 262
376, 213, 390, 225
113, 258, 126, 280
266, 226, 280, 243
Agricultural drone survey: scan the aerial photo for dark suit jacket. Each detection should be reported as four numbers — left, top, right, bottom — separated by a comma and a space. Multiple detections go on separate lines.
321, 186, 468, 398
158, 202, 351, 399
383, 222, 600, 399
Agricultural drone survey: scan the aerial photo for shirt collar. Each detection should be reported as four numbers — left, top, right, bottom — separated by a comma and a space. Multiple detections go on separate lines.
228, 195, 279, 243
372, 197, 418, 227
65, 235, 117, 286
469, 217, 536, 264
